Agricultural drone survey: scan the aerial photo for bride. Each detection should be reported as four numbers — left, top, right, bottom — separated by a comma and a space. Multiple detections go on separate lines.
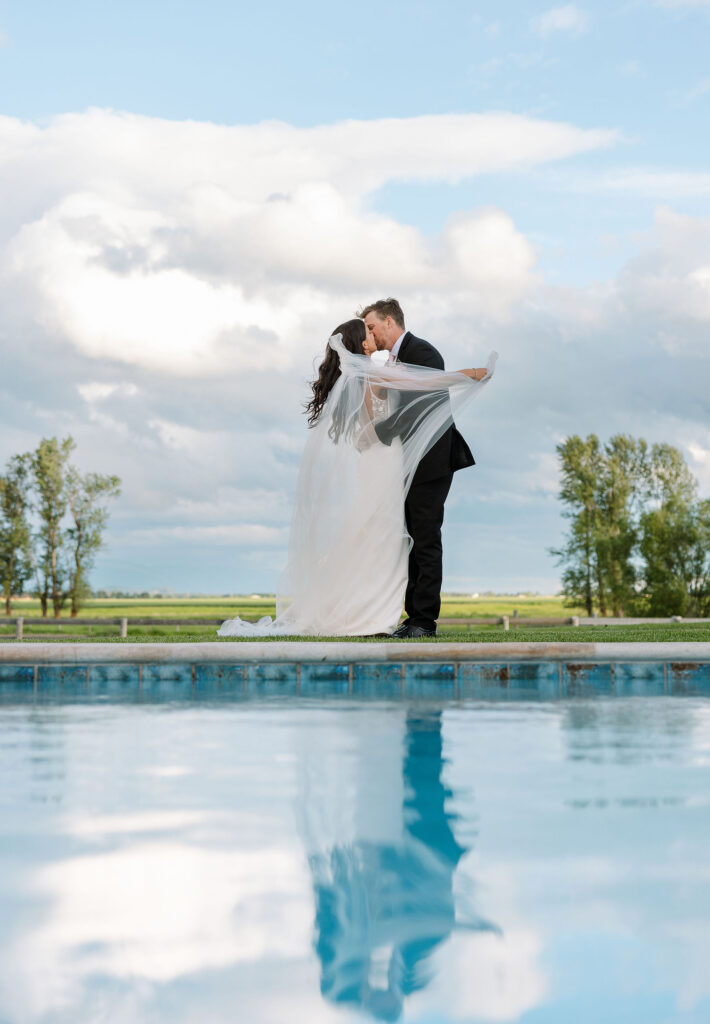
219, 318, 496, 637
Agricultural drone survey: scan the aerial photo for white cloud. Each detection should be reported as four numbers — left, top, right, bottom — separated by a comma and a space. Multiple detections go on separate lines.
686, 437, 710, 491
531, 5, 589, 36
1, 107, 709, 594
430, 928, 546, 1020
5, 841, 312, 1019
128, 523, 289, 546
614, 206, 710, 328
0, 109, 614, 375
569, 166, 710, 198
0, 108, 615, 208
78, 381, 138, 403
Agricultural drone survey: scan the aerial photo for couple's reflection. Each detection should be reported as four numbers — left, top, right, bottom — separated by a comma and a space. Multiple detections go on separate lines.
306, 710, 494, 1021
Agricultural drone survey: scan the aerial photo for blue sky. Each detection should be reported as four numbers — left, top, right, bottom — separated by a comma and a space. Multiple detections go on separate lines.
3, 1, 709, 132
1, 0, 709, 593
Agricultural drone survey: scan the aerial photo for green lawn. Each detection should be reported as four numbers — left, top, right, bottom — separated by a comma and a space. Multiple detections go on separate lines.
1, 595, 707, 643
2, 625, 709, 643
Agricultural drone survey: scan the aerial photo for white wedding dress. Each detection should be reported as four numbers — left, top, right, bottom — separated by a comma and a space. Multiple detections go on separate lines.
218, 337, 497, 637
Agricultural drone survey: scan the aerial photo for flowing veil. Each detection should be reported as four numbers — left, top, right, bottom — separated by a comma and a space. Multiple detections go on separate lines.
219, 336, 498, 636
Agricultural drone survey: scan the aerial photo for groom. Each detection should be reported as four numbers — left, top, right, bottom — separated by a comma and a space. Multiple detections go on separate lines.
359, 298, 480, 638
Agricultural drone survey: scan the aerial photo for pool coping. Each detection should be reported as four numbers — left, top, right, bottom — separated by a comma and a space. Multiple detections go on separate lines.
1, 641, 709, 664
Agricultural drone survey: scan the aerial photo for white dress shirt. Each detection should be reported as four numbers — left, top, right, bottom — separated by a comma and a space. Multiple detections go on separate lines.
387, 331, 407, 364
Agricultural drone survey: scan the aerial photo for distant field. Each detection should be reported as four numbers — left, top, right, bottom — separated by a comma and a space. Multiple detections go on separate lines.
1, 594, 707, 642
440, 595, 585, 618
0, 594, 586, 640
2, 594, 583, 621
2, 597, 277, 620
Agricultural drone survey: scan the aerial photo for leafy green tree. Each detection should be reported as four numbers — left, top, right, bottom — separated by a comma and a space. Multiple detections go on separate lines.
690, 500, 710, 616
637, 445, 710, 616
638, 501, 710, 615
646, 442, 697, 506
554, 435, 708, 617
552, 434, 646, 615
550, 435, 603, 615
595, 435, 647, 616
65, 469, 121, 617
0, 455, 33, 615
31, 436, 75, 618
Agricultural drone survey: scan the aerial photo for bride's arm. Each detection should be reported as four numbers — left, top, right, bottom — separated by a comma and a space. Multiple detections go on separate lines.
369, 364, 490, 390
363, 381, 374, 420
362, 380, 382, 421
354, 381, 384, 451
457, 367, 488, 381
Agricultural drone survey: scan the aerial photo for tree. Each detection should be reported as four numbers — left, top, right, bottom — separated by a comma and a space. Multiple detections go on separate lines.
0, 454, 33, 615
65, 469, 121, 617
2, 437, 122, 617
550, 435, 603, 615
637, 445, 710, 616
594, 435, 646, 616
550, 434, 645, 615
553, 435, 709, 618
645, 442, 697, 506
31, 436, 75, 618
689, 500, 710, 617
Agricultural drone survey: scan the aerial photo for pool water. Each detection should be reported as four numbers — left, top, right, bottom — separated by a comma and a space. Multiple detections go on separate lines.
1, 690, 709, 1023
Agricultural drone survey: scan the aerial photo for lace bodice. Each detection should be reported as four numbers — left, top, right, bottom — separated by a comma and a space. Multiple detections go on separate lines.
370, 392, 389, 422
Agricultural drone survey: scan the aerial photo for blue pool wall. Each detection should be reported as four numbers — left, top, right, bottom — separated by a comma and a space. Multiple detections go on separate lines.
1, 654, 709, 703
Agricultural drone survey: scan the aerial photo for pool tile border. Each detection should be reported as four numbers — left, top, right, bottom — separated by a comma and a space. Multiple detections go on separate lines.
1, 643, 709, 701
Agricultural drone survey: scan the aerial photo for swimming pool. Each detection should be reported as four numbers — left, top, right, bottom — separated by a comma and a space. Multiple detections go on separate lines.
1, 639, 710, 700
1, 646, 709, 1023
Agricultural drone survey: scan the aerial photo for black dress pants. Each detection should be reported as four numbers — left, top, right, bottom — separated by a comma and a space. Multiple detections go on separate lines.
403, 473, 453, 632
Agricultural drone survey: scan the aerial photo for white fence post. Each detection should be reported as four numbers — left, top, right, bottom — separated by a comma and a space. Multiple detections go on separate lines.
120, 617, 128, 639
16, 617, 24, 641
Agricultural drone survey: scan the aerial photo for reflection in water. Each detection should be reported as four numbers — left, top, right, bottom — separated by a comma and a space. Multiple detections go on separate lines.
562, 700, 697, 766
2, 699, 710, 1023
308, 711, 495, 1021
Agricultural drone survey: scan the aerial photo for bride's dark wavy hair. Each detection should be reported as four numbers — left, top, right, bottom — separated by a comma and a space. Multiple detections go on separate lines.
304, 319, 366, 427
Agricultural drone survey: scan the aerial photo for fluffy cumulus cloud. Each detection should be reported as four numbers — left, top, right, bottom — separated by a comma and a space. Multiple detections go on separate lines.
0, 108, 708, 592
0, 109, 614, 375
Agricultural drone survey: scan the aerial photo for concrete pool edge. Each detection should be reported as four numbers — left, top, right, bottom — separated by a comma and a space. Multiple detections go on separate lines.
1, 641, 710, 664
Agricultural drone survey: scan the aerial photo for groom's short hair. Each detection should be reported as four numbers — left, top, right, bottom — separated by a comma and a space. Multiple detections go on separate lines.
357, 297, 405, 329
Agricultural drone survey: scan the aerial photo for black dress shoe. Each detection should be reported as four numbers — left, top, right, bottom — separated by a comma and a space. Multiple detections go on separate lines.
406, 625, 437, 638
392, 623, 410, 638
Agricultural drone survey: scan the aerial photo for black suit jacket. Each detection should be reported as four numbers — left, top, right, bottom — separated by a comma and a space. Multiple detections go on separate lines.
375, 332, 475, 486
